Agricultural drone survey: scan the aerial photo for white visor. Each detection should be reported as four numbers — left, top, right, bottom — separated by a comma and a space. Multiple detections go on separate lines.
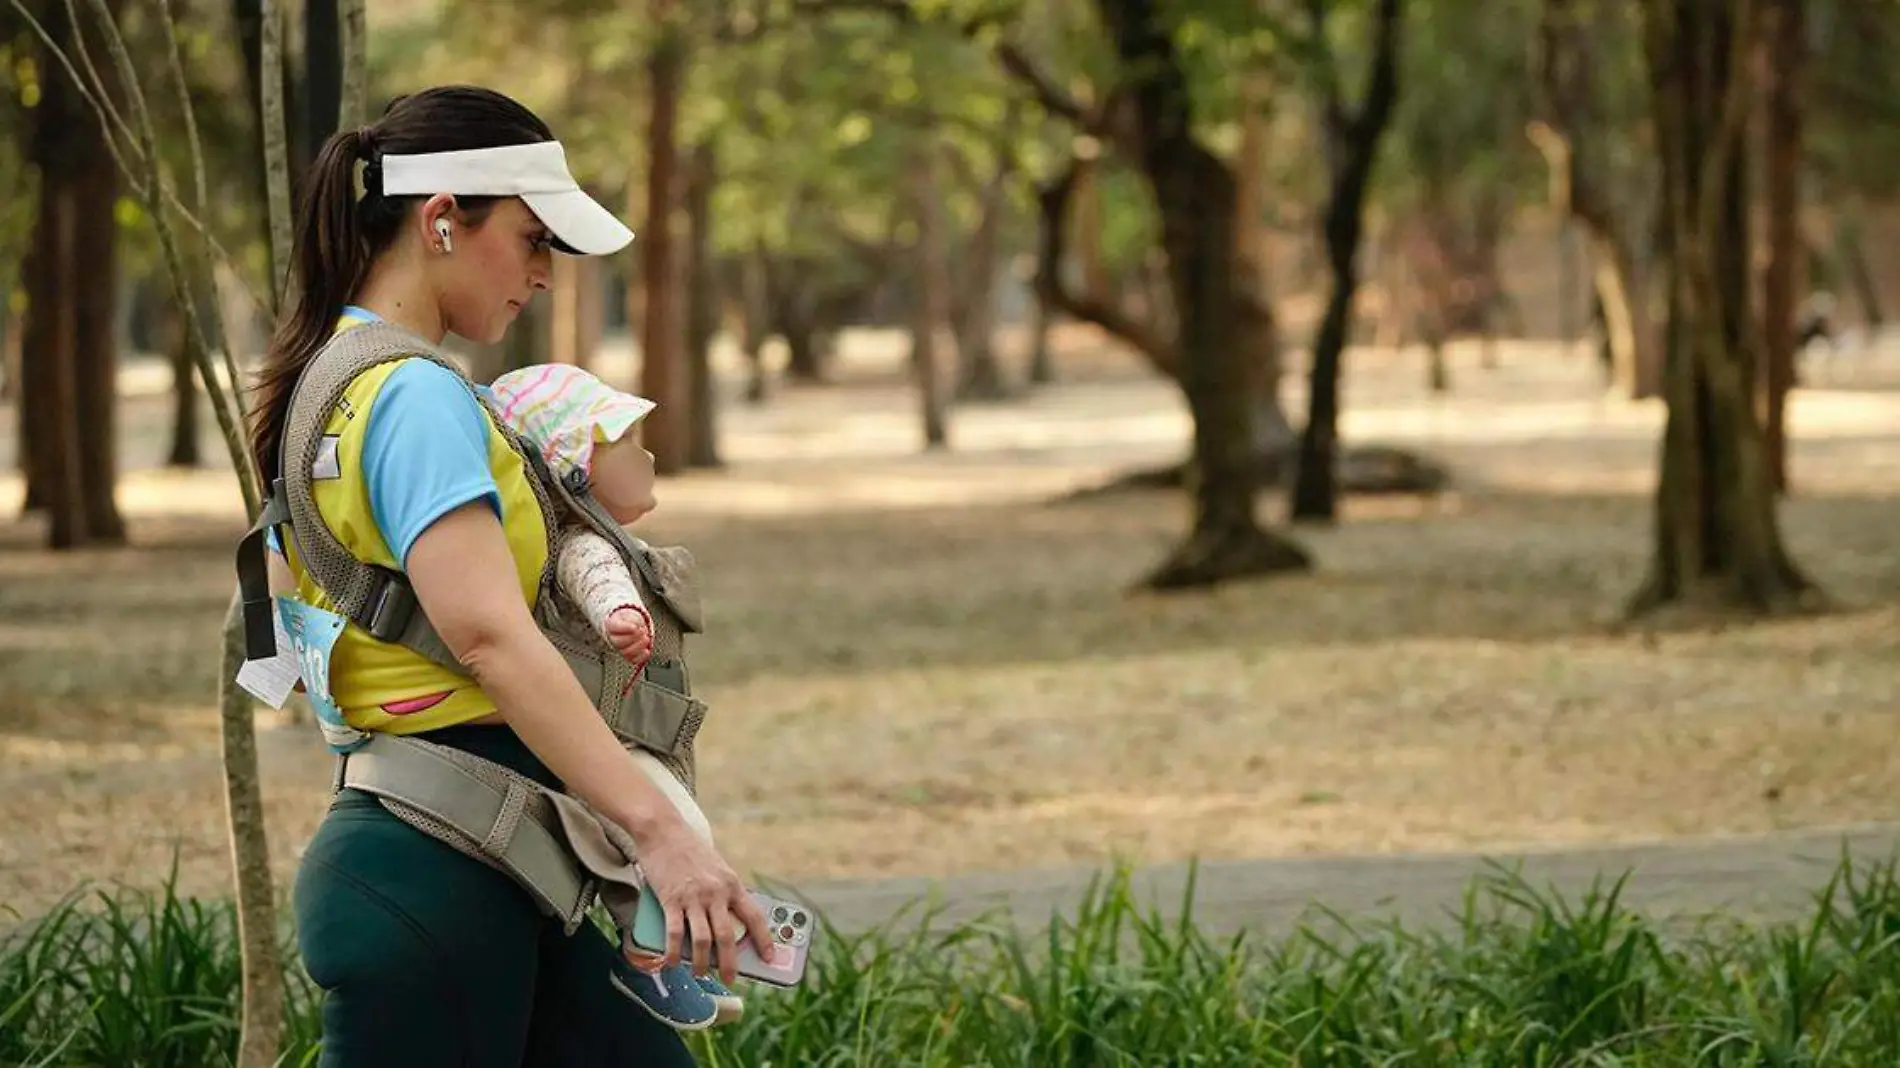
380, 141, 634, 256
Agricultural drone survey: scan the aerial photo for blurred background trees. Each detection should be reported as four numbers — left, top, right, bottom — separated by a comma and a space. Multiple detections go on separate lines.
4, 0, 1894, 607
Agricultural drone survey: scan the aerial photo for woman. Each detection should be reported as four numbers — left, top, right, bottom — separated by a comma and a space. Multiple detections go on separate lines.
253, 85, 770, 1064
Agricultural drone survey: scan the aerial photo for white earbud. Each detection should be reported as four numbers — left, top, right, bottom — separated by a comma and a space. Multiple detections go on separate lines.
434, 218, 453, 253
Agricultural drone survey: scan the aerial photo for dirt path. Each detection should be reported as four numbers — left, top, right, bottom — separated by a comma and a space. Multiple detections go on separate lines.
797, 824, 1900, 938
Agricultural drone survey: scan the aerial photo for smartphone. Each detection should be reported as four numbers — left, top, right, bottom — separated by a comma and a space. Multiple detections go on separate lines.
629, 888, 814, 988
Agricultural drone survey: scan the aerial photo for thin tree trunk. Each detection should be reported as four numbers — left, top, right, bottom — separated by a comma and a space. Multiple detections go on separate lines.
1533, 0, 1663, 400
952, 137, 1014, 402
168, 307, 202, 467
907, 142, 951, 451
298, 0, 340, 188
1235, 64, 1294, 463
218, 595, 282, 1068
1073, 158, 1112, 302
739, 249, 770, 402
1290, 0, 1403, 523
551, 254, 584, 365
1759, 0, 1802, 495
1581, 223, 1661, 398
684, 140, 721, 469
640, 11, 687, 473
1836, 207, 1883, 327
260, 0, 293, 309
337, 0, 365, 128
1026, 285, 1056, 385
1630, 0, 1815, 617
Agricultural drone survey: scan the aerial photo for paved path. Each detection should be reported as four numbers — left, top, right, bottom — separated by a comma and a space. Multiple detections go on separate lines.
792, 825, 1900, 941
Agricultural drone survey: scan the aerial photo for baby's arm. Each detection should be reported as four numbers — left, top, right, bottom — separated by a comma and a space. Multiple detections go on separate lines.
555, 528, 653, 665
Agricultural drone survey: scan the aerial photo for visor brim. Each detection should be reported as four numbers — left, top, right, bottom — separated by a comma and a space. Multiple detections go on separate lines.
522, 188, 635, 256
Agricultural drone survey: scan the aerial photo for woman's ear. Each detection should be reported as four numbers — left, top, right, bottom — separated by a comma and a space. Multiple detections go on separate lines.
418, 193, 459, 250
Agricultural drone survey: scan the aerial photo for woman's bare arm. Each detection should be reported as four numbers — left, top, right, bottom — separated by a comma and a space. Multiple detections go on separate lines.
404, 500, 771, 980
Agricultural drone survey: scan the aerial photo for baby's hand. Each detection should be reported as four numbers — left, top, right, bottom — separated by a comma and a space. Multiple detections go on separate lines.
605, 605, 654, 668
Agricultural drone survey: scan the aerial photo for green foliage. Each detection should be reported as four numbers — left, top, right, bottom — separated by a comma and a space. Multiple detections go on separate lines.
1382, 0, 1543, 213
1807, 0, 1900, 201
10, 855, 1900, 1064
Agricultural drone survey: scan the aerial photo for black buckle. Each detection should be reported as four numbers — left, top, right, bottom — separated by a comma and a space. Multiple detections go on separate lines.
562, 466, 591, 497
365, 569, 417, 642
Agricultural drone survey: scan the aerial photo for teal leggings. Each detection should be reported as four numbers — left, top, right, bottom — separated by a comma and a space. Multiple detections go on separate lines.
292, 725, 695, 1067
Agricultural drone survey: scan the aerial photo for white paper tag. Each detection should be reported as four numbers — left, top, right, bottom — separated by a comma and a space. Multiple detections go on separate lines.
234, 608, 301, 709
311, 435, 342, 480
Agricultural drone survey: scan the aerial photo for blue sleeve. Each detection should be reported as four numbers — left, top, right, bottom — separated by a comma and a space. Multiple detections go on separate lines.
362, 360, 502, 568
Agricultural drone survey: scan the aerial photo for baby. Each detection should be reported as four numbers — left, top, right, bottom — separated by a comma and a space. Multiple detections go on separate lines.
487, 363, 740, 1032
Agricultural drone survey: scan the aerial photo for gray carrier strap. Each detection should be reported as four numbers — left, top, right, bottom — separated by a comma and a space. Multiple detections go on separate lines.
274, 320, 560, 672
338, 734, 594, 928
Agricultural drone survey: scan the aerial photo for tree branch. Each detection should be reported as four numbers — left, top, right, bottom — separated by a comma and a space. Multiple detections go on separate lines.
1035, 160, 1177, 376
995, 40, 1092, 126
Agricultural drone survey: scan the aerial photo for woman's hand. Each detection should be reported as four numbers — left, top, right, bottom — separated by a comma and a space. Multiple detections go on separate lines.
407, 501, 768, 981
635, 819, 774, 984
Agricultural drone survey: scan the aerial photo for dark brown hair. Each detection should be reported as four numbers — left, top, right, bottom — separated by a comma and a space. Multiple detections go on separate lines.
247, 85, 555, 483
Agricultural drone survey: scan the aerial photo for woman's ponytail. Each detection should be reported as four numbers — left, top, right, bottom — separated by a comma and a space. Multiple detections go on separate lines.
247, 126, 391, 483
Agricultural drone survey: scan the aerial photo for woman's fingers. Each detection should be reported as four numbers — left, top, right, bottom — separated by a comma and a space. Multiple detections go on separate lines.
685, 903, 715, 977
663, 900, 685, 970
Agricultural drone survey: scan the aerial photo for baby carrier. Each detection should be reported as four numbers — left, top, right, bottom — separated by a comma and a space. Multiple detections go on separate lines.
233, 319, 707, 930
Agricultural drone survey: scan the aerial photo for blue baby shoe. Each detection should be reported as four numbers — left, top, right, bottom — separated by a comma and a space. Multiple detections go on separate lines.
609, 957, 719, 1032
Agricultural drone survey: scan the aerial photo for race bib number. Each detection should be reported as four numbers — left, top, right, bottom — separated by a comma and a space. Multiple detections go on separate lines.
275, 596, 369, 754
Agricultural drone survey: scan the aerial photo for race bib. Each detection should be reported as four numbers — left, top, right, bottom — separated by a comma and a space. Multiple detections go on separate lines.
275, 596, 369, 754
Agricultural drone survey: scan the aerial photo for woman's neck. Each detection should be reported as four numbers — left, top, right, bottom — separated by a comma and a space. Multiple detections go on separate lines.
352, 257, 447, 344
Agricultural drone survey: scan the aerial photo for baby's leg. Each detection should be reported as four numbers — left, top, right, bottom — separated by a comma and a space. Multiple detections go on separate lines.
627, 747, 713, 845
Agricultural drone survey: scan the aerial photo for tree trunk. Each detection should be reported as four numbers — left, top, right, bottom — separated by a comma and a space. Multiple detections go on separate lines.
337, 0, 367, 128
1630, 0, 1816, 617
1026, 284, 1056, 385
640, 12, 688, 474
259, 0, 293, 309
24, 11, 125, 548
952, 139, 1014, 402
739, 249, 771, 402
1533, 0, 1663, 400
1073, 158, 1112, 303
1759, 0, 1802, 495
298, 0, 341, 190
218, 595, 284, 1068
549, 255, 585, 366
1, 309, 19, 407
1582, 226, 1662, 399
168, 308, 202, 467
1836, 207, 1883, 327
1235, 69, 1295, 465
1097, 0, 1309, 588
684, 140, 721, 469
907, 143, 952, 451
1290, 0, 1403, 524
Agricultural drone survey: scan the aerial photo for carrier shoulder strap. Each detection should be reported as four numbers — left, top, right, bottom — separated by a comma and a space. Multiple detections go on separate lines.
235, 320, 559, 666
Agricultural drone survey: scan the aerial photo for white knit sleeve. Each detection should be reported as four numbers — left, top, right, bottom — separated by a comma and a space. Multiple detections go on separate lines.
554, 528, 650, 640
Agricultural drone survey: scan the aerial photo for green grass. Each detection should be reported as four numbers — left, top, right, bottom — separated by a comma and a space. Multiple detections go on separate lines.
6, 855, 1900, 1066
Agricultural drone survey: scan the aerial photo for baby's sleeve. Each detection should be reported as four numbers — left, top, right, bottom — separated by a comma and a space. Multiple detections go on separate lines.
555, 528, 651, 640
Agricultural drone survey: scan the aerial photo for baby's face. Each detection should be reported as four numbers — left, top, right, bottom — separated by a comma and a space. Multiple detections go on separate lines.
589, 435, 657, 525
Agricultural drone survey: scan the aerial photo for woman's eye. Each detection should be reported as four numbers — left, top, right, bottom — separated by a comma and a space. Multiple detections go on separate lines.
529, 234, 553, 253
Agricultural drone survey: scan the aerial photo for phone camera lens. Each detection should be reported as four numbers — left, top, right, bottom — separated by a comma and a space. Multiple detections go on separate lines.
791, 910, 808, 928
778, 923, 795, 941
772, 906, 788, 923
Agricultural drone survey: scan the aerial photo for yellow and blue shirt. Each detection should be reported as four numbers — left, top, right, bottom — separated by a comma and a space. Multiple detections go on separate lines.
272, 306, 549, 734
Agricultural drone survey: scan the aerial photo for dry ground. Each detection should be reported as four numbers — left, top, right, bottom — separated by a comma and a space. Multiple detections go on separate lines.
2, 327, 1899, 920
